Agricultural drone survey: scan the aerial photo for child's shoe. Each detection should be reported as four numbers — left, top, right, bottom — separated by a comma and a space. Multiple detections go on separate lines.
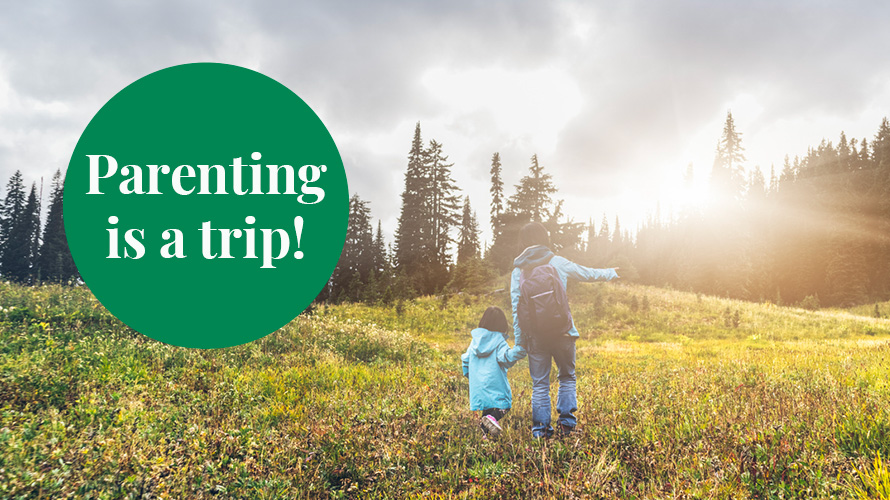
558, 423, 574, 436
480, 415, 503, 437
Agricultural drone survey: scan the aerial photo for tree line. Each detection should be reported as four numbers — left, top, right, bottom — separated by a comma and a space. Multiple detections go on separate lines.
633, 112, 890, 307
325, 115, 890, 309
0, 169, 78, 284
320, 122, 630, 304
10, 114, 883, 310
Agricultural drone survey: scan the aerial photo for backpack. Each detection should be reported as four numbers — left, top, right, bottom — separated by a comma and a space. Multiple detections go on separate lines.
517, 263, 573, 342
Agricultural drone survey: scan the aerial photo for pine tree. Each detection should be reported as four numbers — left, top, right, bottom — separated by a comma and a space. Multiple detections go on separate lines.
850, 137, 861, 168
747, 165, 766, 200
780, 155, 795, 184
612, 216, 622, 248
507, 154, 557, 222
489, 152, 504, 237
600, 214, 624, 268
859, 138, 870, 168
394, 122, 431, 277
450, 196, 489, 293
825, 239, 868, 307
543, 201, 585, 257
36, 170, 78, 282
488, 155, 578, 272
489, 155, 553, 272
23, 184, 41, 283
837, 131, 853, 171
372, 220, 387, 275
711, 111, 747, 201
873, 117, 890, 169
703, 112, 752, 298
371, 221, 393, 303
584, 217, 595, 256
425, 139, 461, 268
589, 213, 611, 264
457, 196, 480, 264
598, 214, 610, 242
330, 194, 375, 301
0, 172, 33, 282
392, 124, 464, 294
0, 171, 25, 247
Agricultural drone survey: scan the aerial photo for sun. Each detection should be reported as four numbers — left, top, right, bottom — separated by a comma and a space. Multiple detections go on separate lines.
658, 170, 712, 219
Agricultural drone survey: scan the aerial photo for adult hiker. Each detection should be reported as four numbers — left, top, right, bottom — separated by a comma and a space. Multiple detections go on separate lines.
511, 221, 619, 438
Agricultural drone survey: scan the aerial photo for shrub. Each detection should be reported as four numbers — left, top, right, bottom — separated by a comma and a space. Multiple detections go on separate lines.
799, 294, 821, 310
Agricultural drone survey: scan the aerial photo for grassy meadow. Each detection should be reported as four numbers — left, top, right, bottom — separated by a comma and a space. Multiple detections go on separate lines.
1, 281, 890, 498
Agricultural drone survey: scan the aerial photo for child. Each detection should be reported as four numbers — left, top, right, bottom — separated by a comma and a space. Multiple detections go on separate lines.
461, 306, 527, 437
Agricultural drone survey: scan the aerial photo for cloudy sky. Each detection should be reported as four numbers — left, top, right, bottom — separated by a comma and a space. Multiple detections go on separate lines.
2, 1, 890, 246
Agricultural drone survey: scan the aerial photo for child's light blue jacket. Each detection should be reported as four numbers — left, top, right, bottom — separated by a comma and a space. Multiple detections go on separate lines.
461, 328, 526, 411
511, 245, 618, 347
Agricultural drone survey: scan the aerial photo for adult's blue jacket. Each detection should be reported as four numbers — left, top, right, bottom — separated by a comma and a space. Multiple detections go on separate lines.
511, 245, 618, 347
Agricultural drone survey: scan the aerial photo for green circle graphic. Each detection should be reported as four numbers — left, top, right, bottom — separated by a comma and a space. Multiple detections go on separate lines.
64, 63, 348, 348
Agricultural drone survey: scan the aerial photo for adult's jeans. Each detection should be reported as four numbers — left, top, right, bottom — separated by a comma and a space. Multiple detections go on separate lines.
527, 335, 577, 438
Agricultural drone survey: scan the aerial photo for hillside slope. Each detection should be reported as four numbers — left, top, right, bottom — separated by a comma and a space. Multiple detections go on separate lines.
1, 282, 889, 498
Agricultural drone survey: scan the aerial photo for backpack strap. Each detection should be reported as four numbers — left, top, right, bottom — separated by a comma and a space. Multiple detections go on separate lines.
517, 266, 536, 336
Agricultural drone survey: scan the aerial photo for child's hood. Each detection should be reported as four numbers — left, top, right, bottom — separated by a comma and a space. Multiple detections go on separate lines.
469, 328, 506, 357
513, 245, 554, 270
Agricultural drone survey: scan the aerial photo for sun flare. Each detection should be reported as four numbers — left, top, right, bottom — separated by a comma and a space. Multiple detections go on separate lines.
645, 167, 713, 222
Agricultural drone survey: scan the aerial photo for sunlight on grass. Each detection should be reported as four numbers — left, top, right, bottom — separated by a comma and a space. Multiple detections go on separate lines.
854, 453, 890, 500
2, 282, 890, 497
